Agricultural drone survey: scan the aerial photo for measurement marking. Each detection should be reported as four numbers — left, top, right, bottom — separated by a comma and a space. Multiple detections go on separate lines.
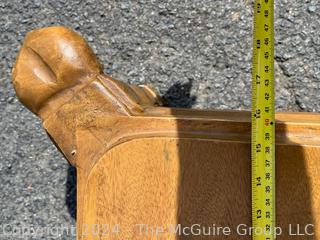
252, 0, 275, 240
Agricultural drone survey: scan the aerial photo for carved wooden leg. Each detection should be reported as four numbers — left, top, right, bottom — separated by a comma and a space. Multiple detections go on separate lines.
13, 26, 320, 240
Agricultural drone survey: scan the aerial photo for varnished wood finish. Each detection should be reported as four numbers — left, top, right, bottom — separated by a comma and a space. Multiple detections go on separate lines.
13, 26, 320, 239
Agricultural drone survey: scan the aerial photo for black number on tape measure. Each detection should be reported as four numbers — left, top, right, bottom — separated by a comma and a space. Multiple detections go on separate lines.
265, 52, 269, 59
256, 75, 261, 84
264, 10, 269, 17
266, 198, 270, 206
264, 24, 269, 32
266, 224, 271, 232
257, 209, 262, 218
265, 79, 269, 86
265, 106, 270, 113
265, 159, 270, 167
265, 186, 271, 193
265, 93, 270, 100
255, 109, 261, 118
265, 65, 269, 73
256, 176, 261, 186
257, 39, 261, 49
265, 132, 270, 140
265, 146, 270, 153
256, 144, 262, 153
266, 211, 271, 218
264, 38, 269, 45
266, 172, 271, 180
257, 3, 261, 13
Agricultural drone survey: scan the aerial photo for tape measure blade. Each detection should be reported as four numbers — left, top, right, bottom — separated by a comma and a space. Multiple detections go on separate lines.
252, 0, 275, 239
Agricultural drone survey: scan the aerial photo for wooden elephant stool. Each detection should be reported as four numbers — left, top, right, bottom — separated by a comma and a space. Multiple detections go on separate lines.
12, 26, 320, 239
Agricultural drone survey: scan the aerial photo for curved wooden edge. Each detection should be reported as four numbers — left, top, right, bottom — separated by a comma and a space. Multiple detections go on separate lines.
41, 75, 320, 171
12, 26, 320, 239
12, 26, 320, 170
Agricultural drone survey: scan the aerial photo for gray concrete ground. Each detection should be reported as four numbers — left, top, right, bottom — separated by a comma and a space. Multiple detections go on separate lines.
0, 0, 319, 239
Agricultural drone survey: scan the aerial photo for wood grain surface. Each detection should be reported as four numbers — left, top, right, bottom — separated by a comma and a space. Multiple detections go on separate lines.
12, 26, 320, 240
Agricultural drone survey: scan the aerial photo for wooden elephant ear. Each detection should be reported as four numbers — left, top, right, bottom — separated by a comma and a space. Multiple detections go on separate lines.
12, 26, 103, 114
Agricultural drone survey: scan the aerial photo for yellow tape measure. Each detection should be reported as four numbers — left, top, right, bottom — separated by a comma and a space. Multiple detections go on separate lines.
252, 0, 275, 240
